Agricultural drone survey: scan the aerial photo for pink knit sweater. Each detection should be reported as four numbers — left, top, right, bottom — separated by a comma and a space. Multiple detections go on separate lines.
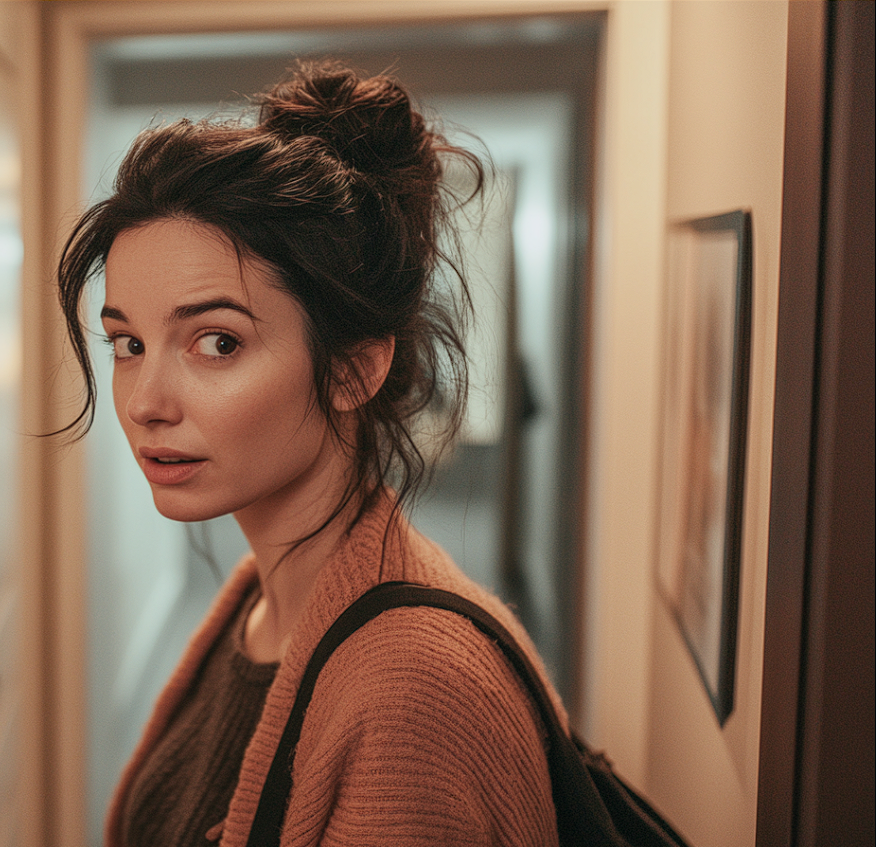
105, 499, 565, 846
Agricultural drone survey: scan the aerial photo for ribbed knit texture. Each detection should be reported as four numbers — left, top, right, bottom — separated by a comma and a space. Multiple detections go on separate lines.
121, 588, 276, 846
105, 496, 566, 847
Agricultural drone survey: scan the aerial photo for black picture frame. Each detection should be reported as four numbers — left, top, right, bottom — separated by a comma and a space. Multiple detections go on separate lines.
656, 209, 753, 725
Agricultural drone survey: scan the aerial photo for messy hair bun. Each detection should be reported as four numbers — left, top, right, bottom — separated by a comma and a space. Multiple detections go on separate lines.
57, 59, 485, 530
259, 60, 439, 179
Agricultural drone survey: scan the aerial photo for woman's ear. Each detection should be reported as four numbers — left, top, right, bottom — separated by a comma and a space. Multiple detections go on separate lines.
330, 337, 395, 413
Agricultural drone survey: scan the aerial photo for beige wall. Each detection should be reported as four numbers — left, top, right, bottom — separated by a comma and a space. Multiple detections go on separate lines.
580, 0, 671, 785
578, 1, 789, 844
647, 2, 787, 843
651, 1, 787, 842
582, 2, 788, 845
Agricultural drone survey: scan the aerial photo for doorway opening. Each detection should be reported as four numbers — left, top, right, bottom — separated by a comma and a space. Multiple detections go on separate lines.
84, 17, 600, 842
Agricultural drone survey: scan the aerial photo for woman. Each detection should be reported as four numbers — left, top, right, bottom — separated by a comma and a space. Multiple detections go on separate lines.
58, 61, 566, 847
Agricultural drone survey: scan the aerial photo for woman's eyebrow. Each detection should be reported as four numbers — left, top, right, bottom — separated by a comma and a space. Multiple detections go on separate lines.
168, 298, 260, 324
100, 305, 127, 322
99, 299, 260, 325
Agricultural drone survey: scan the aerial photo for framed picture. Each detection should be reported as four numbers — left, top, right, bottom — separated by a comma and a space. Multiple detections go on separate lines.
656, 209, 752, 725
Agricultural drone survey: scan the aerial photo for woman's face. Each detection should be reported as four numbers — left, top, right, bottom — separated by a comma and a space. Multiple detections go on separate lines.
102, 218, 349, 527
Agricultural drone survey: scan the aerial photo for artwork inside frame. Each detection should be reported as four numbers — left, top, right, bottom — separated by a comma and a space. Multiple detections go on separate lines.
656, 209, 753, 726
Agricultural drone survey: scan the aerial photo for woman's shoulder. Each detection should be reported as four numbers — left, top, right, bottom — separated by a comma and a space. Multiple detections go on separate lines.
315, 599, 544, 745
289, 599, 559, 843
335, 511, 569, 729
331, 600, 521, 683
282, 521, 563, 844
283, 601, 559, 845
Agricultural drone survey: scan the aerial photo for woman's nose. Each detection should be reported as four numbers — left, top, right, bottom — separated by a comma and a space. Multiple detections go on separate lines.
124, 357, 182, 427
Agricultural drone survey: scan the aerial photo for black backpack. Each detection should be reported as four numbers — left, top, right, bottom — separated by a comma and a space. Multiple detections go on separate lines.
247, 582, 691, 847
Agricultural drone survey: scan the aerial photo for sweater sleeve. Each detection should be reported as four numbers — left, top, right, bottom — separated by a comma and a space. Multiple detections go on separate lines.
279, 607, 559, 847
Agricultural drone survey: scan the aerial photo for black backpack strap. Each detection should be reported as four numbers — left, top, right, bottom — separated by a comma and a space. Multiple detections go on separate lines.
246, 582, 689, 847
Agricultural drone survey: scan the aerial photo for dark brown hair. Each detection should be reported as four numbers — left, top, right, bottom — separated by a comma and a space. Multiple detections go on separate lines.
57, 60, 484, 527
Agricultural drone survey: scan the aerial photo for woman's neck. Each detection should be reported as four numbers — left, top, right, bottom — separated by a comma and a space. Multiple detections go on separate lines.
242, 527, 346, 663
235, 476, 361, 663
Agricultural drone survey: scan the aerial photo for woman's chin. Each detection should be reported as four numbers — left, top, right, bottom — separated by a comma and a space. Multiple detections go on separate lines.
150, 492, 233, 524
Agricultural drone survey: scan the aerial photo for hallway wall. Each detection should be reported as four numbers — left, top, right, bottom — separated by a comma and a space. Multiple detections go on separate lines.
578, 3, 787, 845
646, 3, 788, 845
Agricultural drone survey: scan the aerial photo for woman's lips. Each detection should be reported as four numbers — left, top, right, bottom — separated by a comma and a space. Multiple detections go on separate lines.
139, 449, 206, 486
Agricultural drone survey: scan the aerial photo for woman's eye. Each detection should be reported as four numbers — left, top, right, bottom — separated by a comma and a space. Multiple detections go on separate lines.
112, 336, 143, 359
194, 333, 239, 357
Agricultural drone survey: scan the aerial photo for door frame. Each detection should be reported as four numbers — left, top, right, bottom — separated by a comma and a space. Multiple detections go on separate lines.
756, 2, 874, 846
